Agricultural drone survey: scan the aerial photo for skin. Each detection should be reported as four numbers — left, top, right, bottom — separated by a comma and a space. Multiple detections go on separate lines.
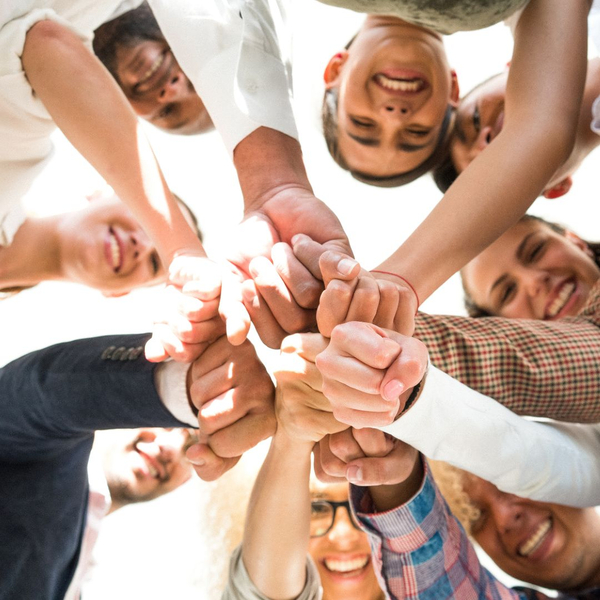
463, 474, 600, 591
450, 59, 600, 194
324, 15, 458, 177
308, 481, 383, 600
111, 40, 213, 135
103, 427, 194, 512
461, 219, 600, 319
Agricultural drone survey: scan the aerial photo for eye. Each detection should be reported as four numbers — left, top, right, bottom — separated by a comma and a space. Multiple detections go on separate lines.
473, 105, 481, 133
350, 116, 374, 128
406, 128, 430, 138
499, 282, 516, 306
150, 252, 161, 276
526, 241, 546, 263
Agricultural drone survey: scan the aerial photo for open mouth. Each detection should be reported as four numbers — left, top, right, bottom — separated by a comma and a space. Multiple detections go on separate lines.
323, 555, 370, 577
138, 52, 165, 86
518, 518, 552, 558
374, 73, 427, 93
134, 446, 162, 480
106, 227, 123, 273
545, 280, 576, 319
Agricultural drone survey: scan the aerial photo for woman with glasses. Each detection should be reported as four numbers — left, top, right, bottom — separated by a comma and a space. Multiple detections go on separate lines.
222, 335, 385, 600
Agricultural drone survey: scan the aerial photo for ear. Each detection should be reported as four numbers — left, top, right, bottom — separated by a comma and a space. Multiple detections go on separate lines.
324, 51, 349, 89
542, 176, 572, 199
564, 229, 593, 256
101, 289, 129, 298
449, 70, 460, 107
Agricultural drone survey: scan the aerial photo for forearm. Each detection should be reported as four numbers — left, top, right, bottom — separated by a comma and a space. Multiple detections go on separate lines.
21, 20, 202, 264
242, 431, 314, 599
368, 453, 423, 512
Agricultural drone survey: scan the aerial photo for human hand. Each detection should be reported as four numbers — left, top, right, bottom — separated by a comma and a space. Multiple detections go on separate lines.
184, 336, 275, 481
273, 333, 348, 443
311, 248, 418, 338
315, 322, 427, 428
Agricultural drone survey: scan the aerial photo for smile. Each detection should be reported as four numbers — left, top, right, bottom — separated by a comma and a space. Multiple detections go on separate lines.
323, 555, 369, 574
518, 518, 552, 557
545, 281, 576, 318
107, 227, 123, 273
134, 446, 162, 480
138, 52, 165, 85
374, 73, 426, 93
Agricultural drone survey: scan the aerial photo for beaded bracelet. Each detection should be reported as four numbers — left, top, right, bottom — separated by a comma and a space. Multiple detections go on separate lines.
371, 270, 420, 312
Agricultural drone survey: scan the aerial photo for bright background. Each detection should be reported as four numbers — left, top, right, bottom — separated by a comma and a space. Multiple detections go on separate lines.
2, 1, 598, 597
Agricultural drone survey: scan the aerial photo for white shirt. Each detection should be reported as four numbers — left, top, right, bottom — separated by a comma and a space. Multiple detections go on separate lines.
0, 0, 142, 245
380, 366, 600, 508
147, 0, 298, 156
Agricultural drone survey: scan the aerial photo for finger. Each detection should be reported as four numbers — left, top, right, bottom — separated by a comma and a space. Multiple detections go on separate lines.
330, 404, 400, 429
176, 295, 221, 323
317, 436, 352, 478
219, 268, 251, 346
346, 444, 419, 487
272, 243, 323, 309
166, 313, 225, 345
146, 325, 208, 363
345, 274, 380, 324
169, 256, 222, 299
328, 429, 365, 463
291, 234, 327, 280
319, 378, 394, 412
195, 389, 248, 435
207, 412, 276, 458
318, 250, 360, 288
373, 279, 401, 330
316, 279, 356, 338
380, 337, 428, 404
313, 441, 347, 484
242, 280, 289, 349
144, 335, 169, 362
280, 332, 329, 364
317, 352, 388, 396
274, 352, 325, 397
249, 256, 316, 335
351, 428, 395, 457
188, 335, 232, 380
186, 443, 240, 482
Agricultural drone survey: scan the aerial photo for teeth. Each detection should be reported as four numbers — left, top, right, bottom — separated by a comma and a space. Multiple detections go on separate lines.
139, 53, 164, 84
324, 556, 369, 573
147, 463, 159, 478
109, 231, 121, 272
518, 519, 552, 557
547, 282, 575, 317
375, 73, 424, 92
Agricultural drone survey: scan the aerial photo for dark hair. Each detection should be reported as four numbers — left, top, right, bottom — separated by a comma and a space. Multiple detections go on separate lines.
322, 89, 455, 187
461, 215, 600, 317
0, 285, 35, 301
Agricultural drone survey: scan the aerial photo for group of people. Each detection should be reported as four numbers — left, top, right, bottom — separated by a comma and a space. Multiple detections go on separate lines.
2, 0, 600, 599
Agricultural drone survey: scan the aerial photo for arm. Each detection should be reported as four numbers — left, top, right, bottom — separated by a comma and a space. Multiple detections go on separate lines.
376, 0, 590, 301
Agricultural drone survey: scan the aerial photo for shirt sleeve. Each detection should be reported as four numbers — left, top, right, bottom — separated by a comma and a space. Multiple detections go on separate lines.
413, 281, 600, 423
379, 366, 600, 508
350, 463, 553, 600
221, 545, 322, 600
147, 0, 298, 155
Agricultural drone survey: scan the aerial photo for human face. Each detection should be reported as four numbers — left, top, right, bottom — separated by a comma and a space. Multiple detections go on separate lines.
463, 474, 600, 590
308, 481, 383, 600
450, 71, 507, 173
113, 40, 213, 134
104, 428, 194, 506
57, 193, 168, 296
325, 17, 458, 177
462, 219, 600, 319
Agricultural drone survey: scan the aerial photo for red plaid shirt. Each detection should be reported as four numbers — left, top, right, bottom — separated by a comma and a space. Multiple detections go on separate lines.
414, 281, 600, 423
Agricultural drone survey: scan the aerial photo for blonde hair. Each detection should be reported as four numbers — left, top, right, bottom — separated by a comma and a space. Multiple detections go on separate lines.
429, 460, 481, 536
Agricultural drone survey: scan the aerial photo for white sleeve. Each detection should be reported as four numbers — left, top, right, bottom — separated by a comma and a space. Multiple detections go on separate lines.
147, 0, 298, 155
154, 361, 197, 426
379, 366, 600, 508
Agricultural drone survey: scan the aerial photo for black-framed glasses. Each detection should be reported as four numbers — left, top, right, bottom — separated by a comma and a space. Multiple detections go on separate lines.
310, 500, 362, 538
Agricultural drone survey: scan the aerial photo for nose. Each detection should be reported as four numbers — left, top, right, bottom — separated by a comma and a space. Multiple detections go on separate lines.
491, 494, 525, 535
327, 507, 361, 547
129, 231, 153, 261
522, 270, 550, 298
157, 70, 188, 103
381, 100, 411, 118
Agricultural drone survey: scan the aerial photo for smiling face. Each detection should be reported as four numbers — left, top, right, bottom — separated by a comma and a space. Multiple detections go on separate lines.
308, 481, 383, 600
461, 218, 600, 319
57, 192, 172, 296
93, 4, 213, 134
462, 474, 600, 591
324, 16, 458, 178
103, 428, 194, 509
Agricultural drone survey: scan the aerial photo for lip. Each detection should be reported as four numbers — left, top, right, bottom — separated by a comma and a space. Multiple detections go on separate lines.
543, 278, 580, 320
373, 68, 430, 96
320, 554, 371, 584
104, 227, 124, 273
517, 518, 554, 562
135, 446, 165, 480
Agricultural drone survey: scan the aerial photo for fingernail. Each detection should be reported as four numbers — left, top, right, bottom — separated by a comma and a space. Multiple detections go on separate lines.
242, 285, 256, 302
347, 465, 362, 483
383, 379, 404, 402
186, 447, 206, 466
337, 258, 357, 276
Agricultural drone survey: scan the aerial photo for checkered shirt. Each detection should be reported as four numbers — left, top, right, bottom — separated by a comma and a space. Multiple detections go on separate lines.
414, 281, 600, 423
351, 461, 599, 600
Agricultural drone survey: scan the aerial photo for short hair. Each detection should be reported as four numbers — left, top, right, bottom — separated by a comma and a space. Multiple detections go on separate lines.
322, 90, 455, 187
0, 285, 35, 300
460, 214, 598, 317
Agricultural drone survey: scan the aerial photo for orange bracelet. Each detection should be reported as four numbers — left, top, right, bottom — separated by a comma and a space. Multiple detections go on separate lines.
371, 270, 420, 312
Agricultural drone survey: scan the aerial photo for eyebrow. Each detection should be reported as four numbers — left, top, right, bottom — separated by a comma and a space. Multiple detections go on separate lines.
346, 131, 434, 152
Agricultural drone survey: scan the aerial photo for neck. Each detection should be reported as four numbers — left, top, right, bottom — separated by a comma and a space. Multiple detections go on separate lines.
0, 216, 63, 289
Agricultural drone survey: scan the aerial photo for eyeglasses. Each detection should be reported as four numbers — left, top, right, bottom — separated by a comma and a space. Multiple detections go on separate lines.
310, 500, 362, 538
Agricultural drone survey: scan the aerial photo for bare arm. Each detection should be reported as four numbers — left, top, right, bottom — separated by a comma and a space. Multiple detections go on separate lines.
379, 0, 590, 301
21, 19, 203, 265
